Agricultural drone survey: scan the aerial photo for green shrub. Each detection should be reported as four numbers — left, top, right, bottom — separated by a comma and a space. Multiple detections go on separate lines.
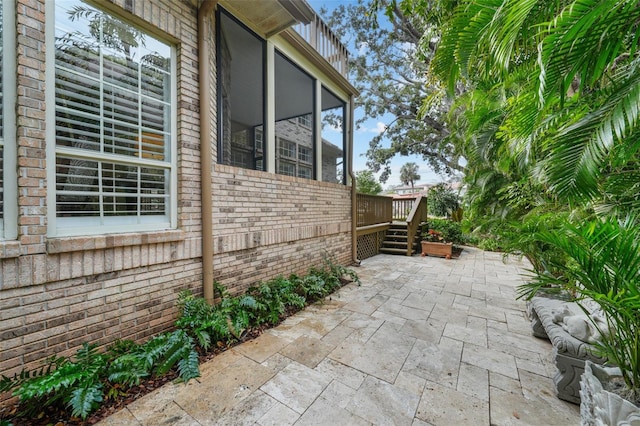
0, 343, 107, 420
109, 330, 200, 386
248, 277, 306, 325
1, 333, 199, 421
518, 215, 640, 399
2, 256, 360, 423
422, 218, 465, 245
427, 183, 461, 218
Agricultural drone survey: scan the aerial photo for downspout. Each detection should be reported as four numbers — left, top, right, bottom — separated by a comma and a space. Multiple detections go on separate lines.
348, 95, 360, 265
199, 0, 216, 304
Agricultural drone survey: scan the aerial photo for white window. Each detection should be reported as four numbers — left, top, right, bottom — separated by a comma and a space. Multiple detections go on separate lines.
279, 139, 296, 159
298, 166, 312, 179
49, 0, 176, 236
231, 150, 250, 168
297, 114, 312, 128
298, 146, 312, 163
278, 161, 295, 176
1, 0, 16, 240
255, 127, 263, 151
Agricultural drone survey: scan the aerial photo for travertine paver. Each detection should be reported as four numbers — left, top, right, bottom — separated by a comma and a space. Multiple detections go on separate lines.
99, 248, 580, 425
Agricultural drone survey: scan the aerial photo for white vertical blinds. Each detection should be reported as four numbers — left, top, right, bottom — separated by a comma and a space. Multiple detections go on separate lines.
54, 0, 173, 233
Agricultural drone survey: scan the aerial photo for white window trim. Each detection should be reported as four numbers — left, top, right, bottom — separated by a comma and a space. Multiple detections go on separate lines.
46, 0, 177, 237
1, 0, 17, 240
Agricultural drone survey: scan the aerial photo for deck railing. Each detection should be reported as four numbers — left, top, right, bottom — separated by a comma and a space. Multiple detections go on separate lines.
356, 193, 392, 228
392, 198, 416, 221
294, 14, 349, 78
404, 196, 428, 256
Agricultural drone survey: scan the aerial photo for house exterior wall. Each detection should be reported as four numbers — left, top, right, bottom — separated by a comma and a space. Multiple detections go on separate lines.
0, 0, 205, 390
212, 165, 351, 293
0, 0, 353, 398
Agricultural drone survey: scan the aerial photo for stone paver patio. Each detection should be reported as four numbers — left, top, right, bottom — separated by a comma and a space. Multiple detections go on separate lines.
99, 247, 579, 425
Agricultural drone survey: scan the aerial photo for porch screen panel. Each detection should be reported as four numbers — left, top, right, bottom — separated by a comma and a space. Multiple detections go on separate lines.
275, 52, 315, 179
218, 11, 265, 171
54, 0, 173, 234
321, 87, 346, 184
0, 0, 4, 227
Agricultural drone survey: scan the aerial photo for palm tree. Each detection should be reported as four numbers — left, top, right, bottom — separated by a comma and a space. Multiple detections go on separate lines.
433, 0, 640, 211
399, 162, 420, 192
428, 0, 640, 400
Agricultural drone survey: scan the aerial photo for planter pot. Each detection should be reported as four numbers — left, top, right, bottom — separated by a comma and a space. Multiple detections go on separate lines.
580, 360, 640, 426
420, 241, 453, 259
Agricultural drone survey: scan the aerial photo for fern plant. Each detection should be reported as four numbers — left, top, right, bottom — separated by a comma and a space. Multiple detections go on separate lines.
2, 332, 200, 421
248, 277, 306, 325
1, 343, 107, 420
293, 274, 328, 302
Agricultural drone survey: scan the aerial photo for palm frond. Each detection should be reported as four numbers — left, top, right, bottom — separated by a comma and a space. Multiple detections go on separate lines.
538, 0, 640, 105
544, 64, 640, 201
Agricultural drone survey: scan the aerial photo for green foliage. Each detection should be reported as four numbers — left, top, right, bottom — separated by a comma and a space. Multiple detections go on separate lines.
3, 257, 359, 423
399, 162, 421, 190
248, 277, 306, 325
426, 183, 460, 217
3, 333, 199, 421
4, 344, 107, 420
422, 218, 464, 245
355, 170, 383, 195
176, 290, 234, 347
518, 215, 640, 398
322, 0, 462, 182
292, 274, 327, 302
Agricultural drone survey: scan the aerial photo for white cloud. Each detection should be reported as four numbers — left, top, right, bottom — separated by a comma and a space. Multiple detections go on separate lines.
357, 41, 369, 56
357, 121, 387, 134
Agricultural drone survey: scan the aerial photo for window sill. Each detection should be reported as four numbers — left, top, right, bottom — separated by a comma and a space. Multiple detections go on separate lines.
47, 229, 185, 254
0, 240, 21, 259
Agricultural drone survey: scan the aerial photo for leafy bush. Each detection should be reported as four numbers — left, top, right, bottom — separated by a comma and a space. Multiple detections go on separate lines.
427, 183, 461, 218
519, 215, 640, 400
2, 256, 359, 423
2, 344, 107, 420
421, 218, 464, 245
1, 333, 200, 420
109, 330, 200, 385
176, 286, 254, 347
248, 277, 306, 325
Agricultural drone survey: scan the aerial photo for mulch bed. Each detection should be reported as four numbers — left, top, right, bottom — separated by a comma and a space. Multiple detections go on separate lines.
1, 328, 266, 426
1, 283, 351, 425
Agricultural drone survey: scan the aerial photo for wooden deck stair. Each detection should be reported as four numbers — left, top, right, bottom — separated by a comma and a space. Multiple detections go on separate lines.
379, 222, 421, 256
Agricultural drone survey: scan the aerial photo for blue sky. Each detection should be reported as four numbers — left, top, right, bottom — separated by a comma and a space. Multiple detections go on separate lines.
308, 0, 445, 188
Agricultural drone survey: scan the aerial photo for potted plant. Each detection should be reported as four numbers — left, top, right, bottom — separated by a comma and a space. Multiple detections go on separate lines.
519, 215, 640, 422
420, 228, 453, 259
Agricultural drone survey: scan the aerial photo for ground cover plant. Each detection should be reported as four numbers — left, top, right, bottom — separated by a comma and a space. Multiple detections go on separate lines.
0, 256, 359, 425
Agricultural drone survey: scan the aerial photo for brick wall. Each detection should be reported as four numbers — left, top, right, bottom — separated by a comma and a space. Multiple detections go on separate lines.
0, 0, 205, 392
212, 165, 352, 294
0, 0, 354, 405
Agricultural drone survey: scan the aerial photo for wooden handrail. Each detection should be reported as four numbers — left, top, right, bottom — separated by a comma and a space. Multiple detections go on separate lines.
405, 196, 428, 256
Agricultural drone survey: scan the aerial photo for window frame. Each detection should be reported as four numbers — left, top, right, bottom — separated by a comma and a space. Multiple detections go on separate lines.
278, 139, 297, 160
274, 49, 316, 180
216, 8, 268, 172
320, 85, 347, 185
46, 0, 177, 237
1, 0, 17, 240
216, 9, 352, 186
